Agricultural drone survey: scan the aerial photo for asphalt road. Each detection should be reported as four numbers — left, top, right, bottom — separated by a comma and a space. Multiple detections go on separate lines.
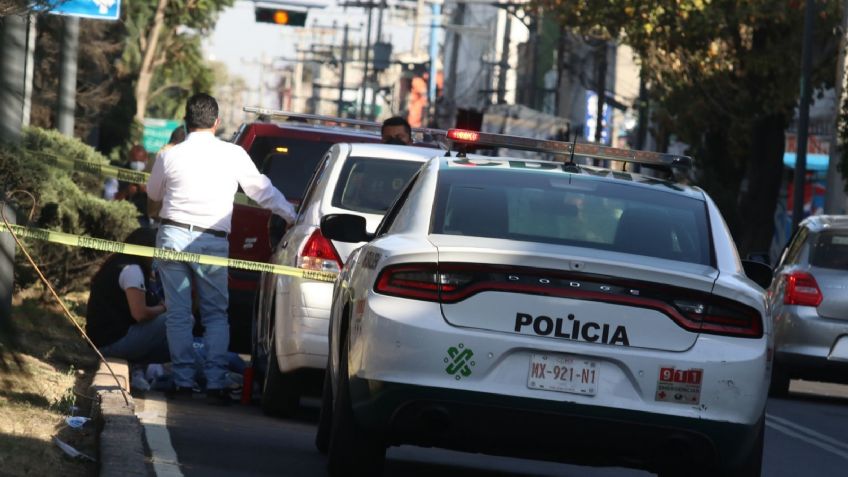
136, 380, 848, 477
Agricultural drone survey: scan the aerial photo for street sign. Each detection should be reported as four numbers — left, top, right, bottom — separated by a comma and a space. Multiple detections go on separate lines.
41, 0, 122, 20
142, 118, 182, 153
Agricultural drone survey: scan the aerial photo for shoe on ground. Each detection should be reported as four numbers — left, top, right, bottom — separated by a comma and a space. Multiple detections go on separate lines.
165, 385, 194, 400
131, 370, 151, 392
206, 388, 233, 406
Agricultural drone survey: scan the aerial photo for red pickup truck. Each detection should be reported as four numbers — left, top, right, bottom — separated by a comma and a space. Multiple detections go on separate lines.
227, 121, 381, 352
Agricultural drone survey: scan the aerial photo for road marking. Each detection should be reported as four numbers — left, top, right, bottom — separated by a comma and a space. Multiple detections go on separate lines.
137, 394, 184, 477
766, 413, 848, 461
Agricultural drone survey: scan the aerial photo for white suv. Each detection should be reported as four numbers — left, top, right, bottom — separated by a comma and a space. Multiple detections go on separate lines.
253, 142, 438, 416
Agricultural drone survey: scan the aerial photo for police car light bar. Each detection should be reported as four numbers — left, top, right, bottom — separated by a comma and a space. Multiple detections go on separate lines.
445, 128, 693, 170
243, 106, 447, 138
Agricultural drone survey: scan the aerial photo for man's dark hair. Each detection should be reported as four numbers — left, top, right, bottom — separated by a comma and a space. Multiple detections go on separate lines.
169, 125, 187, 144
381, 116, 411, 136
185, 93, 219, 130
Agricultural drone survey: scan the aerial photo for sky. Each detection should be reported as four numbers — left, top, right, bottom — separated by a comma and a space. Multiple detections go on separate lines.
204, 0, 430, 108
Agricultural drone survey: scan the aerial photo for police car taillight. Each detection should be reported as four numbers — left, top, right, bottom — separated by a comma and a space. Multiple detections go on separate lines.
783, 272, 822, 307
374, 264, 473, 301
673, 298, 763, 338
298, 229, 342, 273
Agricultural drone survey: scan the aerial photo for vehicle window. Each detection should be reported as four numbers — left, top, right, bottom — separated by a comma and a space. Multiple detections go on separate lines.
432, 170, 712, 266
782, 227, 809, 266
375, 171, 421, 238
332, 157, 423, 214
810, 231, 848, 270
297, 151, 333, 218
253, 137, 334, 201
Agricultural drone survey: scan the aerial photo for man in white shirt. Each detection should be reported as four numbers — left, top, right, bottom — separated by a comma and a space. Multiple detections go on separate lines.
147, 93, 296, 404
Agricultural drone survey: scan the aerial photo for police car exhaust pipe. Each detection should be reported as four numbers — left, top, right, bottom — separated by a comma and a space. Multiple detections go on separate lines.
657, 435, 709, 467
418, 406, 451, 434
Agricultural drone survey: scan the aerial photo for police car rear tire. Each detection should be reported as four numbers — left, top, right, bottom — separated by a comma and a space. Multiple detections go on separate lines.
327, 325, 385, 476
260, 335, 301, 417
314, 364, 333, 454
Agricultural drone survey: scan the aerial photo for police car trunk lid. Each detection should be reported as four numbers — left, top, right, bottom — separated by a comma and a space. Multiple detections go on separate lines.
432, 236, 720, 352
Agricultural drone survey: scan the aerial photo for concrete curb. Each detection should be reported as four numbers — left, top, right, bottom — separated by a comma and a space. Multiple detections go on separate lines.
89, 358, 149, 477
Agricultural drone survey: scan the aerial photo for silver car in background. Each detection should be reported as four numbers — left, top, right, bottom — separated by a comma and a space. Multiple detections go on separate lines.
253, 142, 437, 416
768, 215, 848, 396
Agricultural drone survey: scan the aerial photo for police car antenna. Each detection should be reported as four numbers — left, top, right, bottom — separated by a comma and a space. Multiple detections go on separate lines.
567, 134, 577, 165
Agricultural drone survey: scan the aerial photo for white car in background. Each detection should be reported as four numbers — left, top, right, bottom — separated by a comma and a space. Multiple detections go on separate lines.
253, 142, 438, 416
316, 131, 772, 476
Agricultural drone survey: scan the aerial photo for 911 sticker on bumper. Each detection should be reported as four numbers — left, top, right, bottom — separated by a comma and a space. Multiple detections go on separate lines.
655, 366, 703, 405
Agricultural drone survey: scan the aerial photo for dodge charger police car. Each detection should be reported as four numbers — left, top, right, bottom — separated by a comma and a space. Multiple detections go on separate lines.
316, 130, 771, 476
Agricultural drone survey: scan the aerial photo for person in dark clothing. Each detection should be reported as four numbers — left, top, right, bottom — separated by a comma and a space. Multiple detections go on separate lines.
85, 228, 169, 366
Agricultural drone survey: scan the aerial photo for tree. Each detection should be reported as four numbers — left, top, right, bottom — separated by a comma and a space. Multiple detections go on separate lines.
29, 15, 125, 144
0, 0, 51, 16
539, 0, 841, 255
121, 0, 233, 125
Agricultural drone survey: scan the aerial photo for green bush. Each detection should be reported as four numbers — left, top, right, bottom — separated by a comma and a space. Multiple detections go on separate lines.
1, 128, 140, 293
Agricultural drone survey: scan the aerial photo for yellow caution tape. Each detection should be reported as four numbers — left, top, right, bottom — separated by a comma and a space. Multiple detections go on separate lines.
28, 150, 256, 207
0, 223, 337, 283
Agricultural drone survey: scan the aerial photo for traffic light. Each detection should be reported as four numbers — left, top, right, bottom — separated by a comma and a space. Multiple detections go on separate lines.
254, 6, 307, 26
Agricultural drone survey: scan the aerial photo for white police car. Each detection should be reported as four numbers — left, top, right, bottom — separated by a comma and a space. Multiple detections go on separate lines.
253, 142, 439, 416
316, 130, 771, 476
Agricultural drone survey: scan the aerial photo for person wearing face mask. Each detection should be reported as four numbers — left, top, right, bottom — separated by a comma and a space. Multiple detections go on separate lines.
381, 116, 413, 145
114, 144, 152, 227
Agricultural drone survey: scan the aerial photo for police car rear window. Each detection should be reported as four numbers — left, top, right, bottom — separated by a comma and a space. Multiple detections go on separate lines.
332, 157, 423, 214
432, 169, 712, 266
810, 232, 848, 270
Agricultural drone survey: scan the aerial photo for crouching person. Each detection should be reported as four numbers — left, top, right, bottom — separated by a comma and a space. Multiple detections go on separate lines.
85, 228, 169, 390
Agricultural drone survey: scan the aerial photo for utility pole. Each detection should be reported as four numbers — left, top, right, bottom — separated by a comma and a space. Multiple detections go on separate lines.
635, 68, 649, 150
444, 2, 465, 126
58, 17, 80, 137
0, 13, 27, 144
593, 39, 607, 144
792, 0, 816, 232
825, 0, 848, 214
359, 3, 374, 119
22, 15, 36, 127
0, 10, 26, 332
338, 23, 350, 117
496, 13, 512, 105
366, 0, 387, 120
428, 1, 441, 125
528, 8, 540, 109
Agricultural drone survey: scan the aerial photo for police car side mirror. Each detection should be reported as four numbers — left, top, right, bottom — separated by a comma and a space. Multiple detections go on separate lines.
741, 260, 773, 289
321, 214, 374, 243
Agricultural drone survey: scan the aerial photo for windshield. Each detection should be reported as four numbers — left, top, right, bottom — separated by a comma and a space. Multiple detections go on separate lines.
810, 231, 848, 270
432, 169, 713, 266
251, 137, 334, 201
332, 157, 424, 214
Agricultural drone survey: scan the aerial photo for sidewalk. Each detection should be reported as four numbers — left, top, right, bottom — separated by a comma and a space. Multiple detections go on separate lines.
89, 357, 148, 477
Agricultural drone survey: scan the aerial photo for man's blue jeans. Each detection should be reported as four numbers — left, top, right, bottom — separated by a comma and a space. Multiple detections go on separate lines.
156, 225, 230, 390
100, 315, 170, 364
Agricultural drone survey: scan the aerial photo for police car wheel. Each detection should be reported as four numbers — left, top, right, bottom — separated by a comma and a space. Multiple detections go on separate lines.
315, 365, 333, 454
326, 323, 385, 476
768, 365, 790, 398
260, 333, 301, 417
